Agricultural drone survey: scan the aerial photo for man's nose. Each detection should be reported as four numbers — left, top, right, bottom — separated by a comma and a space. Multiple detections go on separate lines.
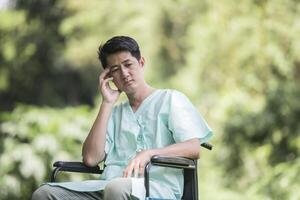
120, 65, 129, 77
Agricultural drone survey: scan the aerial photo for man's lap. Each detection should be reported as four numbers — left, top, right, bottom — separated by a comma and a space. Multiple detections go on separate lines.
31, 177, 140, 200
32, 184, 103, 200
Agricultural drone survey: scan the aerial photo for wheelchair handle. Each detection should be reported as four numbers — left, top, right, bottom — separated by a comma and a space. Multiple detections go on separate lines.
201, 142, 213, 150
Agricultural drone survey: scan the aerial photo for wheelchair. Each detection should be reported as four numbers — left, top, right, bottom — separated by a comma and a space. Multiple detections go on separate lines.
51, 143, 212, 200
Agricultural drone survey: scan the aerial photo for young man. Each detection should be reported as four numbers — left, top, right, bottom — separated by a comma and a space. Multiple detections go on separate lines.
32, 36, 212, 200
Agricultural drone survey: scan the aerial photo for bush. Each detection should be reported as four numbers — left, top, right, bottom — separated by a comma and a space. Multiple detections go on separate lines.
0, 105, 94, 200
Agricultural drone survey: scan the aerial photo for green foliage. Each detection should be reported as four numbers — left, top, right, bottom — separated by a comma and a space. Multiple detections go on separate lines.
0, 0, 299, 199
0, 0, 98, 109
0, 105, 94, 199
210, 1, 300, 199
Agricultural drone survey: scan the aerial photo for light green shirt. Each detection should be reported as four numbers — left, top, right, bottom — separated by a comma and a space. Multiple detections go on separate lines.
47, 89, 212, 199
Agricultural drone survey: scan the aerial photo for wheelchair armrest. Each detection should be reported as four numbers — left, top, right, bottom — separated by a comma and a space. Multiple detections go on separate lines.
201, 142, 213, 150
144, 155, 197, 198
51, 161, 103, 182
144, 143, 213, 198
53, 161, 103, 174
150, 155, 196, 169
147, 142, 212, 170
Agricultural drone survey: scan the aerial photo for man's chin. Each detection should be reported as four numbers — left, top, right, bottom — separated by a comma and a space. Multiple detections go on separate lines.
123, 87, 136, 95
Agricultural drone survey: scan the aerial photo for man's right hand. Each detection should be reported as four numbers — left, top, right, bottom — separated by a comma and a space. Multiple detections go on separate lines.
99, 68, 121, 104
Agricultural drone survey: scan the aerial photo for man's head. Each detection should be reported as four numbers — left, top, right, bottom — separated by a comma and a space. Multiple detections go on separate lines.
98, 36, 141, 68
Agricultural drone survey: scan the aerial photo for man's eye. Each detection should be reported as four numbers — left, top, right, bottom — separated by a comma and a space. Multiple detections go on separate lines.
111, 67, 119, 73
125, 63, 132, 67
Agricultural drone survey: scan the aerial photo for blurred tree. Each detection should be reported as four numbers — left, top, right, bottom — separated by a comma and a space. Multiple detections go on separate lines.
0, 0, 98, 110
208, 1, 300, 199
0, 105, 94, 199
0, 0, 299, 199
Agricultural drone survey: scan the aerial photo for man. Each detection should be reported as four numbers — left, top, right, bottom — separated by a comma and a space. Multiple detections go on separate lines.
32, 36, 212, 200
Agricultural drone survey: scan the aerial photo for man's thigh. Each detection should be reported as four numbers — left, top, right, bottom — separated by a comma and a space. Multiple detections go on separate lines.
31, 184, 103, 200
104, 177, 133, 199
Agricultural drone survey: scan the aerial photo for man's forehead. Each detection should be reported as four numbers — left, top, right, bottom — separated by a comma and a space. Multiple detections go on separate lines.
107, 52, 136, 67
108, 58, 132, 66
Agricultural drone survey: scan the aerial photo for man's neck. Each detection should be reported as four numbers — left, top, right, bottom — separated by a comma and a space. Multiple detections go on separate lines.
127, 84, 155, 112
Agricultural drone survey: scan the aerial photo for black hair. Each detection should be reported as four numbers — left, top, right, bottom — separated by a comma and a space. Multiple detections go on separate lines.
98, 36, 141, 68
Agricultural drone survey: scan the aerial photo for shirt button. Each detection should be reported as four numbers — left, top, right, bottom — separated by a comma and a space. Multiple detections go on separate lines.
137, 116, 142, 124
136, 148, 143, 153
137, 134, 143, 141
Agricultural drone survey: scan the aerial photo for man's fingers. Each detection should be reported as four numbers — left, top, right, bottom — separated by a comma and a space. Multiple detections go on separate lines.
127, 163, 133, 178
139, 166, 144, 177
100, 75, 113, 85
102, 77, 113, 85
123, 170, 127, 178
100, 77, 113, 90
124, 157, 148, 178
134, 162, 140, 178
124, 162, 134, 178
99, 68, 110, 82
123, 167, 128, 178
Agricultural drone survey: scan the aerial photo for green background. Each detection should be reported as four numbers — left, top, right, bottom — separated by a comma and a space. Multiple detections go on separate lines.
0, 0, 299, 199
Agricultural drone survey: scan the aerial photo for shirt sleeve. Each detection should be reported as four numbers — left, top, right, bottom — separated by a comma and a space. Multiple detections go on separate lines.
168, 90, 212, 143
105, 108, 115, 154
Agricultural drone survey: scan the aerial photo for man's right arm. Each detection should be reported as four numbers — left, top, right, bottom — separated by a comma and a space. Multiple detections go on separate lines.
82, 102, 114, 166
82, 68, 120, 167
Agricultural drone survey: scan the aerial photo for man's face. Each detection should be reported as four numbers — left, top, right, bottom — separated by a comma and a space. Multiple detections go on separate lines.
106, 51, 145, 94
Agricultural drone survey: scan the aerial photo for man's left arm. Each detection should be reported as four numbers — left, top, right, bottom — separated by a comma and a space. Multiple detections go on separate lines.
123, 138, 200, 178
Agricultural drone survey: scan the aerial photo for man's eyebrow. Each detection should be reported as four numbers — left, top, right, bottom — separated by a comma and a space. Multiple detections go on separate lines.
121, 59, 131, 64
108, 59, 132, 68
108, 64, 119, 69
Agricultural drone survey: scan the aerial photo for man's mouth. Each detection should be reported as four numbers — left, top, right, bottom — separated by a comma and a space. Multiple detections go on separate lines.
124, 80, 133, 86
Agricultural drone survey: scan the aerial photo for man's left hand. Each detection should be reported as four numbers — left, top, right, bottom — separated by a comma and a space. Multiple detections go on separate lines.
123, 150, 154, 178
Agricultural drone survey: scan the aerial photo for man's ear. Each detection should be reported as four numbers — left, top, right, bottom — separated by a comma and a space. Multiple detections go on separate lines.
139, 57, 145, 68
